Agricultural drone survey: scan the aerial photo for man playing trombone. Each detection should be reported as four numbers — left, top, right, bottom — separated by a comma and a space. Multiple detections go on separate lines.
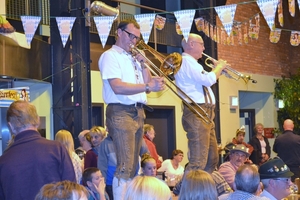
98, 19, 165, 199
175, 33, 227, 173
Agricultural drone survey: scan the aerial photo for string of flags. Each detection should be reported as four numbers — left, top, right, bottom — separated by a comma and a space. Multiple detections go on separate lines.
2, 0, 300, 48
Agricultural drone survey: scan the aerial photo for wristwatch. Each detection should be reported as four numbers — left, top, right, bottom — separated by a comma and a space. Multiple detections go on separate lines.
145, 84, 150, 93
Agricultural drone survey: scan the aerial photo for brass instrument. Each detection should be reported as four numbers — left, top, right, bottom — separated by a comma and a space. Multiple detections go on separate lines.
131, 41, 212, 124
136, 40, 182, 81
202, 53, 252, 84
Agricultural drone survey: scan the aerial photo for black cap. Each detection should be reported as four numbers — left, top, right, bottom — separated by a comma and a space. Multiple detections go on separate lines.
259, 158, 294, 179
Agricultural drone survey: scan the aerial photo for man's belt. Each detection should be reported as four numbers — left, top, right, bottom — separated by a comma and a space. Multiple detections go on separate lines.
108, 103, 154, 112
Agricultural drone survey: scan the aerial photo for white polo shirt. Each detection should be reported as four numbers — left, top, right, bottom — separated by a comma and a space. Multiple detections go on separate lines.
99, 45, 147, 105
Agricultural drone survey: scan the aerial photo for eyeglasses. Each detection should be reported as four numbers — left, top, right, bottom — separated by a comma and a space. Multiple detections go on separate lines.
192, 41, 204, 46
274, 178, 291, 184
122, 29, 141, 41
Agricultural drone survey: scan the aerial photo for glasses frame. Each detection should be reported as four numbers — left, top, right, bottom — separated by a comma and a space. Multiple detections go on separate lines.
273, 178, 291, 184
122, 29, 141, 41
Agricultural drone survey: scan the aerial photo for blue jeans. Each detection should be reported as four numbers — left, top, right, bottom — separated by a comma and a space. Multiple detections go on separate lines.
182, 103, 218, 173
106, 104, 145, 180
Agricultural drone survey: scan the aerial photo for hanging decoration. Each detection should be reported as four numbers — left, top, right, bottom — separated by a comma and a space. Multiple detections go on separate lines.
194, 17, 204, 32
288, 0, 296, 17
278, 0, 284, 26
55, 17, 76, 48
215, 4, 237, 37
256, 0, 277, 31
6, 2, 300, 48
94, 16, 115, 48
134, 14, 156, 44
154, 15, 166, 31
173, 9, 196, 41
20, 16, 41, 46
175, 22, 182, 35
269, 25, 281, 43
290, 31, 300, 46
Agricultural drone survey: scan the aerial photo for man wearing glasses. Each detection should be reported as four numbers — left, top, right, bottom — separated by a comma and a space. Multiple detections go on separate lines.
174, 33, 227, 174
218, 144, 250, 189
259, 157, 294, 200
99, 19, 165, 199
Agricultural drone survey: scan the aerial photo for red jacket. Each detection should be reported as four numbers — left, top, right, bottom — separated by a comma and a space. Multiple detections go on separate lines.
143, 135, 162, 169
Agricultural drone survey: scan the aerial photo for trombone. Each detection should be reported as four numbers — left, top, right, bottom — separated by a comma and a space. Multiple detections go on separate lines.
202, 53, 252, 84
130, 41, 212, 124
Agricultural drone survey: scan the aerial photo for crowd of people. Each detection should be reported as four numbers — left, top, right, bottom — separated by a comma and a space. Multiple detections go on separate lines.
0, 18, 299, 200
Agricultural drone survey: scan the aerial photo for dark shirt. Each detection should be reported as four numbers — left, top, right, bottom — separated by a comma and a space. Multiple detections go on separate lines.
84, 149, 98, 169
248, 136, 270, 165
273, 130, 300, 167
0, 130, 76, 200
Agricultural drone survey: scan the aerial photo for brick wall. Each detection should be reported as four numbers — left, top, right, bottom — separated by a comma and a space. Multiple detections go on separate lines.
217, 0, 300, 77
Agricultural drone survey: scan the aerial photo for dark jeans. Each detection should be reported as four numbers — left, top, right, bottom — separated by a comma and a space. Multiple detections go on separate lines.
106, 185, 113, 200
182, 103, 218, 173
106, 103, 145, 180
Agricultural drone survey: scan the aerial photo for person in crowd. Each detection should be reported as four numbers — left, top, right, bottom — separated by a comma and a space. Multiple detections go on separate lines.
0, 100, 76, 200
178, 169, 218, 200
55, 129, 83, 183
84, 132, 98, 169
76, 130, 90, 160
158, 149, 184, 179
273, 119, 300, 181
219, 164, 268, 200
98, 133, 117, 200
140, 153, 157, 176
89, 126, 107, 153
174, 33, 227, 173
218, 144, 250, 189
124, 175, 171, 200
82, 167, 109, 200
35, 180, 88, 200
259, 157, 294, 200
98, 18, 165, 198
143, 124, 163, 169
249, 123, 271, 165
232, 125, 253, 155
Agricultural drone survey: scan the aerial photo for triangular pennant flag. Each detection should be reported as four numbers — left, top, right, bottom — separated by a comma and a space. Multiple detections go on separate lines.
94, 16, 114, 48
20, 16, 41, 46
269, 28, 281, 43
290, 31, 300, 46
154, 15, 166, 30
289, 0, 295, 17
173, 9, 196, 42
134, 14, 156, 44
215, 4, 237, 37
56, 17, 76, 48
256, 0, 278, 30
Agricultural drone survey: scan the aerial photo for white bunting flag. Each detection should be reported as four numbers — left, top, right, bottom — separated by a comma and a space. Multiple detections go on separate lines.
20, 16, 41, 46
173, 9, 196, 42
256, 0, 278, 30
135, 14, 156, 44
94, 16, 114, 48
215, 4, 237, 37
56, 17, 76, 48
134, 14, 155, 44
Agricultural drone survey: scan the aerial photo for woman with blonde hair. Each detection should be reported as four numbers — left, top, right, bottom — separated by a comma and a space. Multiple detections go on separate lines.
55, 130, 83, 183
179, 169, 218, 200
89, 126, 107, 148
124, 176, 171, 200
